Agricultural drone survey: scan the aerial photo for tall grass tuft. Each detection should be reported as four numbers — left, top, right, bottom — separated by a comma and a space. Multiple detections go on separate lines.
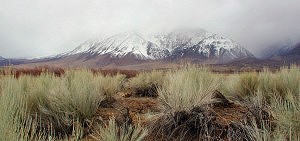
158, 66, 221, 112
236, 72, 259, 98
225, 65, 300, 101
128, 71, 164, 97
0, 69, 125, 139
94, 118, 148, 141
99, 73, 126, 97
0, 76, 52, 140
224, 65, 300, 140
0, 76, 28, 140
258, 66, 300, 100
270, 96, 300, 140
276, 65, 300, 99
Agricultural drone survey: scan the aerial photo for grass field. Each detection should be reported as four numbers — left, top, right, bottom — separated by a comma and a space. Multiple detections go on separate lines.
0, 65, 299, 140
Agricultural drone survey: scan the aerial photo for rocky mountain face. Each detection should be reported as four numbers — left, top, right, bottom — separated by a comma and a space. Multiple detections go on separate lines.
290, 43, 300, 55
261, 40, 300, 63
279, 42, 300, 56
273, 42, 300, 64
261, 39, 300, 57
57, 29, 254, 64
223, 41, 300, 70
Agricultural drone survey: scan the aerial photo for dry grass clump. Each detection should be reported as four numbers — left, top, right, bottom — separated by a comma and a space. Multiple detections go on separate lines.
128, 71, 164, 97
223, 65, 300, 140
0, 76, 30, 140
151, 106, 257, 140
224, 65, 300, 101
219, 74, 239, 96
150, 66, 230, 140
236, 72, 259, 98
271, 66, 300, 99
158, 67, 221, 112
1, 65, 299, 140
29, 71, 104, 136
0, 76, 55, 140
93, 118, 148, 141
0, 69, 126, 140
94, 73, 126, 97
269, 96, 300, 140
258, 66, 300, 101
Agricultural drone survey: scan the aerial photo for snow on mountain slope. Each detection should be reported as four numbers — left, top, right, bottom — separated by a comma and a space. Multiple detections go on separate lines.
88, 32, 167, 59
195, 34, 254, 59
61, 32, 170, 59
61, 29, 254, 62
65, 39, 103, 56
148, 29, 210, 50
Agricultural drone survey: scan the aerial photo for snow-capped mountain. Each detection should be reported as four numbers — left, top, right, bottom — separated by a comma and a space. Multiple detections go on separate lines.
63, 32, 170, 60
63, 39, 103, 56
59, 29, 254, 64
168, 33, 254, 63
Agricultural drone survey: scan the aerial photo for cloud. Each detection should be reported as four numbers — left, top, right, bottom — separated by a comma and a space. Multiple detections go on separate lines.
0, 0, 299, 58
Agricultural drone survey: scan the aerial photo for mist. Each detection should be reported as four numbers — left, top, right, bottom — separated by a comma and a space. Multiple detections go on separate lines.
1, 0, 300, 58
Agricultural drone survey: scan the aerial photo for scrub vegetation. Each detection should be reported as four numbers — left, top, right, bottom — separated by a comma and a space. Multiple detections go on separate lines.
0, 65, 299, 140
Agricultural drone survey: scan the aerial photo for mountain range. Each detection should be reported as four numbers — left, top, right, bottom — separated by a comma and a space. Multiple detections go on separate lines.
1, 29, 299, 69
61, 30, 253, 60
42, 29, 254, 67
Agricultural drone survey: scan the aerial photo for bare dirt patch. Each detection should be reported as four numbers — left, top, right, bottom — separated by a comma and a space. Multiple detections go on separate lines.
89, 91, 274, 141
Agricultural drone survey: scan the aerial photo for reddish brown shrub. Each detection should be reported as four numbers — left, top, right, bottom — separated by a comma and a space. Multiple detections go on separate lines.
2, 67, 138, 79
91, 69, 138, 78
9, 66, 65, 78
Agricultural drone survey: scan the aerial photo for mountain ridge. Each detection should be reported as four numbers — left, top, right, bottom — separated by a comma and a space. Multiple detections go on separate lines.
56, 29, 254, 64
1, 29, 266, 68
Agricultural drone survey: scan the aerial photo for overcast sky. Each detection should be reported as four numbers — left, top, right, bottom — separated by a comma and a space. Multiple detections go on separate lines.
1, 0, 300, 58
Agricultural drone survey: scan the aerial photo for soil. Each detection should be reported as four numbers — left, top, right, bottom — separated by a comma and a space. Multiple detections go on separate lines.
83, 91, 274, 141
